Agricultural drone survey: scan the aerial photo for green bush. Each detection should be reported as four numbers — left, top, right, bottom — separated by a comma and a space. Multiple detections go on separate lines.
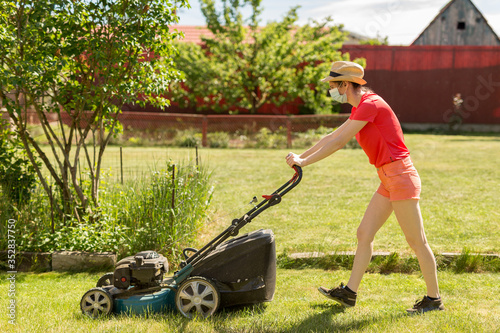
251, 127, 288, 149
26, 123, 364, 150
208, 131, 230, 148
31, 219, 128, 254
174, 129, 202, 147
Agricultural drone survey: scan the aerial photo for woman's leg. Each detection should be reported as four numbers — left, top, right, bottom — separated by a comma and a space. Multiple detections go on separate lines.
346, 192, 393, 292
392, 199, 440, 298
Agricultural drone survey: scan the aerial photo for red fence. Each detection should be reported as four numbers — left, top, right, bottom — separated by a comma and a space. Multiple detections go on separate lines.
20, 111, 349, 147
341, 45, 500, 124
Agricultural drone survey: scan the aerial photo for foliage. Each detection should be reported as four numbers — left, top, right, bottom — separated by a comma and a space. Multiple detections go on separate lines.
292, 126, 333, 147
0, 118, 39, 204
207, 131, 230, 148
451, 247, 500, 273
359, 33, 389, 45
26, 219, 128, 254
0, 0, 187, 223
170, 0, 365, 114
114, 160, 214, 261
252, 127, 288, 149
174, 129, 202, 147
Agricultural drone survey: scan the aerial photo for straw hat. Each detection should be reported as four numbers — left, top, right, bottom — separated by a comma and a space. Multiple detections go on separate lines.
321, 61, 367, 85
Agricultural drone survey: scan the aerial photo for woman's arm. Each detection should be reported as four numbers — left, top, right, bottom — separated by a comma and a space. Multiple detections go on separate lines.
299, 119, 352, 159
286, 119, 367, 167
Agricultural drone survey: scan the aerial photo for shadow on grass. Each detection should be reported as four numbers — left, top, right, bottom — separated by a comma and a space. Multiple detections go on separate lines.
219, 302, 268, 315
282, 303, 406, 333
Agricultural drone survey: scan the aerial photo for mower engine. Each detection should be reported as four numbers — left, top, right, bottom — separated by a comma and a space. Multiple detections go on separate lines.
113, 251, 168, 290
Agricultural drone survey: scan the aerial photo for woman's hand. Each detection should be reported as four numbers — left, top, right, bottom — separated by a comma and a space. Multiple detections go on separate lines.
286, 152, 305, 168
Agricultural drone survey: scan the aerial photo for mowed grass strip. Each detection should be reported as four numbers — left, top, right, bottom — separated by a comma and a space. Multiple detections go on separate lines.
0, 270, 498, 333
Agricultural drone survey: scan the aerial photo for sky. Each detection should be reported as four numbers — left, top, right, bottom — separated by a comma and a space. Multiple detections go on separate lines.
177, 0, 500, 45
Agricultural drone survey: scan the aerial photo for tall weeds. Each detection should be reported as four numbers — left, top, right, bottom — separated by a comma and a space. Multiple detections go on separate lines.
2, 158, 213, 264
104, 160, 214, 261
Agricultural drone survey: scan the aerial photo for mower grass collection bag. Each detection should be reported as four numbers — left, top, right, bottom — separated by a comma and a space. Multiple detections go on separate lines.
191, 228, 276, 308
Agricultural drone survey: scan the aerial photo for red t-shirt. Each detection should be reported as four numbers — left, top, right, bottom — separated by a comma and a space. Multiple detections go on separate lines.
349, 93, 410, 168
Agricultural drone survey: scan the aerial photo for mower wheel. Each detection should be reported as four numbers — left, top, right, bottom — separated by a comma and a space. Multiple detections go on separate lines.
80, 287, 114, 318
175, 276, 220, 318
96, 273, 114, 287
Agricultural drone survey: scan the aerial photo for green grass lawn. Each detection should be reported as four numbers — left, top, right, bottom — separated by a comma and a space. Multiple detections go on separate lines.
0, 270, 499, 332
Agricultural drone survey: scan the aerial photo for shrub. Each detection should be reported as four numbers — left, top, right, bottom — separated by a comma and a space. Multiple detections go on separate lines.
174, 129, 202, 147
208, 131, 230, 148
127, 136, 143, 146
29, 219, 128, 254
252, 127, 288, 149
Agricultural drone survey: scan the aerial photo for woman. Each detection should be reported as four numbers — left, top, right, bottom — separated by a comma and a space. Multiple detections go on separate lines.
285, 61, 444, 314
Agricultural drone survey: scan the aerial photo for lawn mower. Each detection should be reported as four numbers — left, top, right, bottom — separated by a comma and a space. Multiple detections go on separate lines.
80, 165, 302, 319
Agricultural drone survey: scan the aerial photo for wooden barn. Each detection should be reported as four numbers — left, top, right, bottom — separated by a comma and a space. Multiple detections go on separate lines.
412, 0, 500, 46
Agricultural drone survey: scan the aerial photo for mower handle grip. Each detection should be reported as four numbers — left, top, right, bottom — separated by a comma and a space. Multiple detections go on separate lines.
280, 165, 302, 196
291, 165, 302, 183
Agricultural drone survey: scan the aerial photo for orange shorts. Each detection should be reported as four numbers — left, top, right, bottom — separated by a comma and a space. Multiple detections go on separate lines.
376, 157, 421, 201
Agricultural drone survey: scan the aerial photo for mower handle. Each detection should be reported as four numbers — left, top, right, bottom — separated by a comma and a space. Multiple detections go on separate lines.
183, 165, 302, 268
243, 165, 302, 222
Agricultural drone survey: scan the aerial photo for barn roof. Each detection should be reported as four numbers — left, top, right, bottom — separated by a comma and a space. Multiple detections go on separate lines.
411, 0, 500, 45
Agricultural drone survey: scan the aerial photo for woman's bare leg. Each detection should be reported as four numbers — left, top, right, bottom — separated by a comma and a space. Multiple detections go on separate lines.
346, 192, 393, 292
392, 199, 440, 298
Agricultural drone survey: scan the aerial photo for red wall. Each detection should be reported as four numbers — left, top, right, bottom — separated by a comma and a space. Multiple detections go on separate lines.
342, 45, 500, 124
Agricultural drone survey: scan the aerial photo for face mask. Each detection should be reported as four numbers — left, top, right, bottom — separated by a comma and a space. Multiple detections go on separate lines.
329, 84, 347, 103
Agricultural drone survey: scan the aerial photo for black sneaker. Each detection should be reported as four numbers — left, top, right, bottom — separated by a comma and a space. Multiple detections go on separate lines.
406, 296, 445, 314
318, 283, 357, 307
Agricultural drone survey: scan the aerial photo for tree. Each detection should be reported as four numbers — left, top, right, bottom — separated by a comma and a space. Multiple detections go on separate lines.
170, 0, 364, 114
0, 0, 186, 221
